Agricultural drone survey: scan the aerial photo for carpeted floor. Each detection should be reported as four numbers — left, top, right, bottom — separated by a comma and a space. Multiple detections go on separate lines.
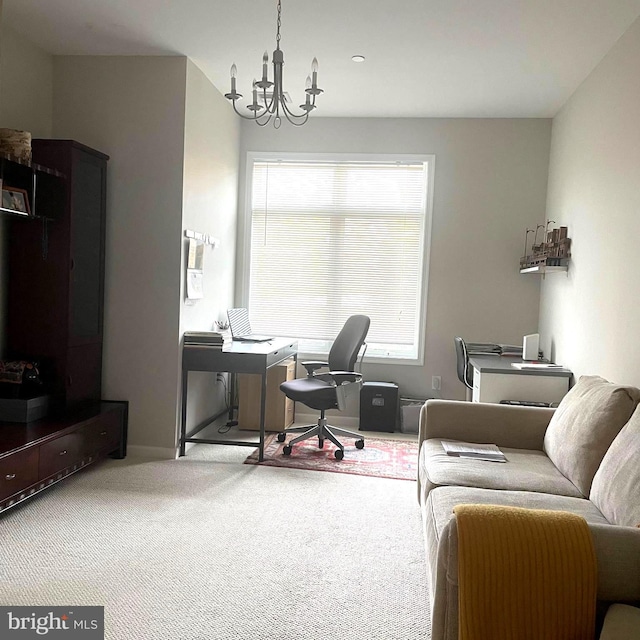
0, 445, 431, 640
245, 434, 419, 480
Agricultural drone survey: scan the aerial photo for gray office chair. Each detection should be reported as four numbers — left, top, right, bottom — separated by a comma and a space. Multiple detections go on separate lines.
278, 315, 370, 460
454, 336, 474, 398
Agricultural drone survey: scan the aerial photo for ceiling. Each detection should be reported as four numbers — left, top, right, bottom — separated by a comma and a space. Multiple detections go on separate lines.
3, 0, 640, 118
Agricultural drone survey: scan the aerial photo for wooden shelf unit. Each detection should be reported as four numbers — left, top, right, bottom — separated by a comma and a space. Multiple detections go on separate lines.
0, 140, 127, 515
0, 152, 65, 220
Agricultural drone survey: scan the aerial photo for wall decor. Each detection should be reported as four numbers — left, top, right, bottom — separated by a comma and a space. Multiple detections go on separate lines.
520, 220, 571, 272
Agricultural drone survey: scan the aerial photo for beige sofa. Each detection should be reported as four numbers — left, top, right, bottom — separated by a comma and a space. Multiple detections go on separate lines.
418, 375, 640, 640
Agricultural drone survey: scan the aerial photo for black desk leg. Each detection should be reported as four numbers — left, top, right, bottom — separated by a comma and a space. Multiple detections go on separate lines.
259, 370, 267, 462
228, 373, 235, 421
179, 369, 188, 457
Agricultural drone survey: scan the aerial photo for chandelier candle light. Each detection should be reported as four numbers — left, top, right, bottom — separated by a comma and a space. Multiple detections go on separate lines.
225, 0, 322, 128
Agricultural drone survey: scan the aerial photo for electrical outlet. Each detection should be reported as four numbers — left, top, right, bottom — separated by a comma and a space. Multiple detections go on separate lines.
431, 376, 441, 391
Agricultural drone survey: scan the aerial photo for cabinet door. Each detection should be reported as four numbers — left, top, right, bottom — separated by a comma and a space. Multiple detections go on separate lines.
69, 150, 106, 344
66, 343, 102, 408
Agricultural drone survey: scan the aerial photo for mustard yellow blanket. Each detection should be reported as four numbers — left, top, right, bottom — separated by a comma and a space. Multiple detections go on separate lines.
454, 504, 597, 640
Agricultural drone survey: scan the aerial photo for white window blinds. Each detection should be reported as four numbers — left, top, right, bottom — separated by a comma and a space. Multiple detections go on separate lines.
247, 158, 431, 360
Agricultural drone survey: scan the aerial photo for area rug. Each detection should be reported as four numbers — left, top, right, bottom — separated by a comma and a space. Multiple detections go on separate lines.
244, 433, 418, 481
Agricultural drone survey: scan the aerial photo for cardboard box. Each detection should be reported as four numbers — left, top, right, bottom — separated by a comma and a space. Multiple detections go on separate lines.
237, 359, 295, 431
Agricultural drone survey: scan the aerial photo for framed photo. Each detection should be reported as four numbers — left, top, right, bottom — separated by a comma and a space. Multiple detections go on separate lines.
2, 186, 30, 214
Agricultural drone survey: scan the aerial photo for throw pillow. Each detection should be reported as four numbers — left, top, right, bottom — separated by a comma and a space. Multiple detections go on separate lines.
543, 375, 640, 496
590, 405, 640, 526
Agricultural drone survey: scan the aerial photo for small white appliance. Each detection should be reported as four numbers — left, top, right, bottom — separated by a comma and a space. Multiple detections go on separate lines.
523, 333, 540, 361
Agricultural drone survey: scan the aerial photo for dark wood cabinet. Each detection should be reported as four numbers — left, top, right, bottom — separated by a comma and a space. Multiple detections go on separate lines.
1, 140, 126, 516
0, 402, 127, 513
7, 140, 109, 408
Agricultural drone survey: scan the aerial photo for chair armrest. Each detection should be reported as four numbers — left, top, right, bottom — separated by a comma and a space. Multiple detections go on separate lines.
301, 360, 328, 376
419, 399, 555, 452
324, 371, 362, 385
314, 371, 363, 410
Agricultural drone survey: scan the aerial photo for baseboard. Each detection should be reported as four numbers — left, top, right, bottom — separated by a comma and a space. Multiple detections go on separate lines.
126, 445, 177, 460
294, 412, 360, 431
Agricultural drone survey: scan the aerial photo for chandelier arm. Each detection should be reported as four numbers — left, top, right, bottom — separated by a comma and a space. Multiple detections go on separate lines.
281, 100, 311, 121
282, 110, 310, 126
230, 100, 266, 122
231, 101, 258, 121
255, 117, 273, 127
261, 86, 276, 113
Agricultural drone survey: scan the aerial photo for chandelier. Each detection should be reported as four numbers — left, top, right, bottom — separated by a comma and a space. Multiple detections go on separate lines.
224, 0, 322, 128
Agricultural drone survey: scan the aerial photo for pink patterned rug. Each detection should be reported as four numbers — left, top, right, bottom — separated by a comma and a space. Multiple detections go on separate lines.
244, 433, 418, 481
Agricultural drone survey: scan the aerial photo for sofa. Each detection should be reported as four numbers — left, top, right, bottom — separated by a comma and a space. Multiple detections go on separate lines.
418, 375, 640, 640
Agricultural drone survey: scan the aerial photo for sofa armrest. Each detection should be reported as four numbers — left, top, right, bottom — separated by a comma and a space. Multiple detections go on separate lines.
429, 519, 640, 640
419, 399, 555, 452
589, 524, 640, 602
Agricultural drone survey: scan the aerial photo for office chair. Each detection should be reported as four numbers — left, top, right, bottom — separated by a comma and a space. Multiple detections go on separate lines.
277, 315, 370, 460
454, 336, 474, 400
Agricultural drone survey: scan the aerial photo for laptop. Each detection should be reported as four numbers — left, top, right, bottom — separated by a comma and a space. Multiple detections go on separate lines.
227, 308, 273, 342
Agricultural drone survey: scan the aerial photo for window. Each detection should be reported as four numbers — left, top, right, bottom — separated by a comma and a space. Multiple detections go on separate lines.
242, 153, 434, 363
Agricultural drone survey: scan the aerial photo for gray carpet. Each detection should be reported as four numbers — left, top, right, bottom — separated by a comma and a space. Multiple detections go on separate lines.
0, 445, 430, 640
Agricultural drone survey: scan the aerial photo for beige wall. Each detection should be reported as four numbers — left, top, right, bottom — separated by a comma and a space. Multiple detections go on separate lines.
180, 59, 240, 432
539, 17, 640, 387
239, 118, 552, 406
53, 56, 188, 455
0, 18, 53, 357
0, 23, 53, 138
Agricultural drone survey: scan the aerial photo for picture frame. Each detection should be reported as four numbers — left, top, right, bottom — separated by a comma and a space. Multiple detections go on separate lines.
1, 186, 31, 215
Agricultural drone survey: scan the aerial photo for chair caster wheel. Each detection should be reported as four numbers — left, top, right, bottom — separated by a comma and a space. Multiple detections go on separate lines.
355, 439, 365, 449
277, 432, 286, 443
283, 445, 292, 456
334, 449, 344, 460
319, 439, 325, 449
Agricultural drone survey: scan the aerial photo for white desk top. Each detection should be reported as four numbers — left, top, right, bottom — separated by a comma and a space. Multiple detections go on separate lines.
469, 355, 572, 377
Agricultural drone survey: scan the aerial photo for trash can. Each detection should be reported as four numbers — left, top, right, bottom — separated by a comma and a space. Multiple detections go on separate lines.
399, 397, 426, 434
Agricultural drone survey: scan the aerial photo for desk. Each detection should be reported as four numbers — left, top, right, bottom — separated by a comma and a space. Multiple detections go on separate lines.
180, 338, 297, 461
469, 356, 572, 404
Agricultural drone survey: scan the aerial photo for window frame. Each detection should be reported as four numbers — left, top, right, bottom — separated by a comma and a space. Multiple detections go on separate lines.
240, 152, 435, 366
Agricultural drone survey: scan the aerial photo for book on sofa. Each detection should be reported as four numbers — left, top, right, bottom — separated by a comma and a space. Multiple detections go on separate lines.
441, 440, 507, 462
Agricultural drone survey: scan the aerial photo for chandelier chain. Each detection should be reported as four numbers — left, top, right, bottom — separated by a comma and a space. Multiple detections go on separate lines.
276, 0, 282, 48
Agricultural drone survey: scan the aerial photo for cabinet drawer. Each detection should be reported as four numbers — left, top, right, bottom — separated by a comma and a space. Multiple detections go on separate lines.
83, 410, 121, 455
39, 431, 83, 479
0, 448, 39, 501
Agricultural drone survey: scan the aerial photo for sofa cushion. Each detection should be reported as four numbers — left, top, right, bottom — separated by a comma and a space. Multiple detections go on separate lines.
543, 375, 640, 496
424, 486, 610, 550
419, 439, 583, 499
590, 405, 640, 527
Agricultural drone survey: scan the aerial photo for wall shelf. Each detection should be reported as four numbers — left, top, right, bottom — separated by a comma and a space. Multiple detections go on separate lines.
520, 265, 568, 275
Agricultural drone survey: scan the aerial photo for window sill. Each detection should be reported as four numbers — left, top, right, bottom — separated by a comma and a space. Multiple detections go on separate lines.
298, 350, 423, 367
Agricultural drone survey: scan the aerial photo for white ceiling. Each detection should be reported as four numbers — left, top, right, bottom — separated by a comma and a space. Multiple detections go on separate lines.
4, 0, 640, 118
